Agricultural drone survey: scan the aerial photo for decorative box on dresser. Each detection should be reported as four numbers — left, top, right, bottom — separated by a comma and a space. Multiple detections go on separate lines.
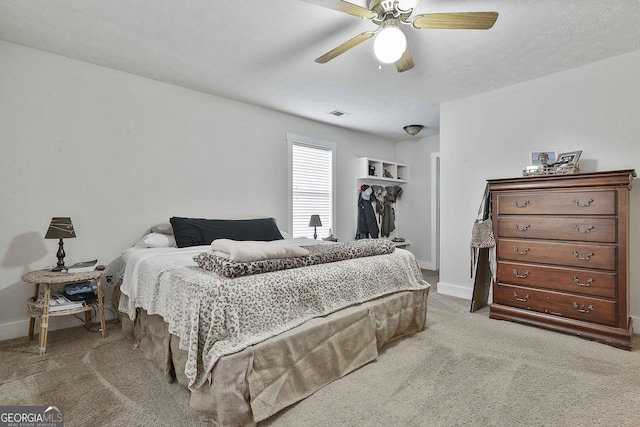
488, 170, 636, 349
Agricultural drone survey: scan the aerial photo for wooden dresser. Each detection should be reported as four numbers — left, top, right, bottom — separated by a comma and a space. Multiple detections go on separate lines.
488, 170, 636, 349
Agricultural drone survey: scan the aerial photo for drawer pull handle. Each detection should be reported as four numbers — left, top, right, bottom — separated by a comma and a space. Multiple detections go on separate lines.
513, 246, 530, 255
512, 269, 530, 279
513, 292, 530, 302
573, 302, 595, 313
513, 224, 530, 232
573, 224, 594, 234
573, 251, 594, 261
573, 198, 594, 207
573, 277, 594, 287
513, 200, 530, 208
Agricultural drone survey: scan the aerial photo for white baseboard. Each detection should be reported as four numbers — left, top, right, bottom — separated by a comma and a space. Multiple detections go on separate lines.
0, 308, 118, 342
0, 318, 31, 342
437, 281, 473, 300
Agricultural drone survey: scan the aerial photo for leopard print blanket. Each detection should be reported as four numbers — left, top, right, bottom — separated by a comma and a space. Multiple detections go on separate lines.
174, 247, 427, 390
194, 239, 396, 278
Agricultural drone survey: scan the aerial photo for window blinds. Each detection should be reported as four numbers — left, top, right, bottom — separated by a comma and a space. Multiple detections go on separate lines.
291, 141, 333, 239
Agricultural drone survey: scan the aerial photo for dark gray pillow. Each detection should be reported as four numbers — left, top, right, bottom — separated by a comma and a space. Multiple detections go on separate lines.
169, 217, 284, 248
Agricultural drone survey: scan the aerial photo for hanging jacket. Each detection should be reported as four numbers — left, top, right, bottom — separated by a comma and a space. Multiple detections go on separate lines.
381, 200, 395, 237
381, 186, 398, 237
356, 192, 379, 239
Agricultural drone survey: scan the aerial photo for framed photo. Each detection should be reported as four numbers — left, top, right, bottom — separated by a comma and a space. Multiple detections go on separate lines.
556, 150, 582, 166
530, 150, 557, 166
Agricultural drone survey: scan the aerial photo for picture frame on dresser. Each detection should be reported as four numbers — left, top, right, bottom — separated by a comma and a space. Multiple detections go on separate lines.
529, 150, 557, 166
555, 150, 582, 166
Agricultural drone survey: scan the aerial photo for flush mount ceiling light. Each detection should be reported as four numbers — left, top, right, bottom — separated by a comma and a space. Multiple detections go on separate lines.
403, 124, 424, 136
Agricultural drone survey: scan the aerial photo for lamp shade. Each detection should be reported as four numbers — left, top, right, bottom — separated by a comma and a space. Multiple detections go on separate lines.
308, 215, 323, 227
45, 217, 76, 239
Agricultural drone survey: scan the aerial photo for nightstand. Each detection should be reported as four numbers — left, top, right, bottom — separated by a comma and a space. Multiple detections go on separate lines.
22, 268, 108, 355
390, 240, 411, 250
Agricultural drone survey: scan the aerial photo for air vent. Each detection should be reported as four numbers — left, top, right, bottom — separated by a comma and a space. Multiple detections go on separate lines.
328, 110, 350, 118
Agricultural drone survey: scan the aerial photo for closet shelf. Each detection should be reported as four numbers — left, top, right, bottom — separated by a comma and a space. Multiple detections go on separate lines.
357, 157, 408, 184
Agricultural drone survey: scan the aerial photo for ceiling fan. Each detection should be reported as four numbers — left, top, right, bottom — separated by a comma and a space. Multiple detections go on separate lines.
302, 0, 498, 72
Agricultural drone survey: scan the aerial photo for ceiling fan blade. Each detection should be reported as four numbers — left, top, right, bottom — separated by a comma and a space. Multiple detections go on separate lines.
411, 12, 498, 30
396, 46, 414, 73
301, 0, 376, 20
315, 31, 376, 63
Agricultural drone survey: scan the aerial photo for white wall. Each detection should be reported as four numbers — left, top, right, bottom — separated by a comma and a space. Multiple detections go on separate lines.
397, 134, 440, 268
439, 50, 640, 323
0, 40, 434, 340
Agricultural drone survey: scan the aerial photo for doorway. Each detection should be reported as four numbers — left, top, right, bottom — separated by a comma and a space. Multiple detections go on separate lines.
430, 152, 440, 270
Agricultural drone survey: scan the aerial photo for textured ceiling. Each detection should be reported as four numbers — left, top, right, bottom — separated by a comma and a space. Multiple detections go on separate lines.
2, 0, 640, 142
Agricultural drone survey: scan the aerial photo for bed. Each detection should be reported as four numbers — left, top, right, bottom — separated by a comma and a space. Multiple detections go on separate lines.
115, 217, 430, 426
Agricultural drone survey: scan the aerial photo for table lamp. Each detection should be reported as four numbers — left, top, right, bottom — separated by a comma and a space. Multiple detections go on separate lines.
309, 215, 322, 239
45, 217, 76, 271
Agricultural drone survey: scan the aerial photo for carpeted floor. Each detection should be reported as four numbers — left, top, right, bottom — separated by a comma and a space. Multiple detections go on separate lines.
0, 316, 205, 426
1, 270, 639, 426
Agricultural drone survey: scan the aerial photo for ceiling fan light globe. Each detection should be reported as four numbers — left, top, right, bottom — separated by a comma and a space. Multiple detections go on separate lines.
373, 26, 407, 64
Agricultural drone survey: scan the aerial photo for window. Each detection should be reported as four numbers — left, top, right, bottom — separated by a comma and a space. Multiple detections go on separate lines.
288, 134, 335, 239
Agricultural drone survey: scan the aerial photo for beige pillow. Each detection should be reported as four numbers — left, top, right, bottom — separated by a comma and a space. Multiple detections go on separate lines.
150, 222, 173, 235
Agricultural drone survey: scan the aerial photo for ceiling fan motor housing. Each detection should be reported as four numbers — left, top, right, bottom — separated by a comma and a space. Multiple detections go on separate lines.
368, 0, 396, 15
369, 0, 412, 24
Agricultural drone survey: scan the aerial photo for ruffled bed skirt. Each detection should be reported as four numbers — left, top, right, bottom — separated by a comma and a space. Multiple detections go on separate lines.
124, 287, 429, 426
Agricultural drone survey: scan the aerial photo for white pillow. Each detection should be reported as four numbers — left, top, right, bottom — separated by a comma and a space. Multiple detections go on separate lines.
135, 232, 177, 248
279, 230, 294, 240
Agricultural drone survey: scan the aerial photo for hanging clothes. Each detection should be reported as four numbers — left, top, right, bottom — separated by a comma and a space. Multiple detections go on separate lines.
356, 185, 379, 239
371, 185, 385, 224
381, 204, 395, 237
380, 185, 402, 237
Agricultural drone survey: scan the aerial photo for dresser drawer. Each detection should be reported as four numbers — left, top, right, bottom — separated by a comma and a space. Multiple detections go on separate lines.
497, 239, 616, 270
493, 283, 616, 327
497, 261, 616, 298
496, 191, 616, 215
497, 216, 616, 243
